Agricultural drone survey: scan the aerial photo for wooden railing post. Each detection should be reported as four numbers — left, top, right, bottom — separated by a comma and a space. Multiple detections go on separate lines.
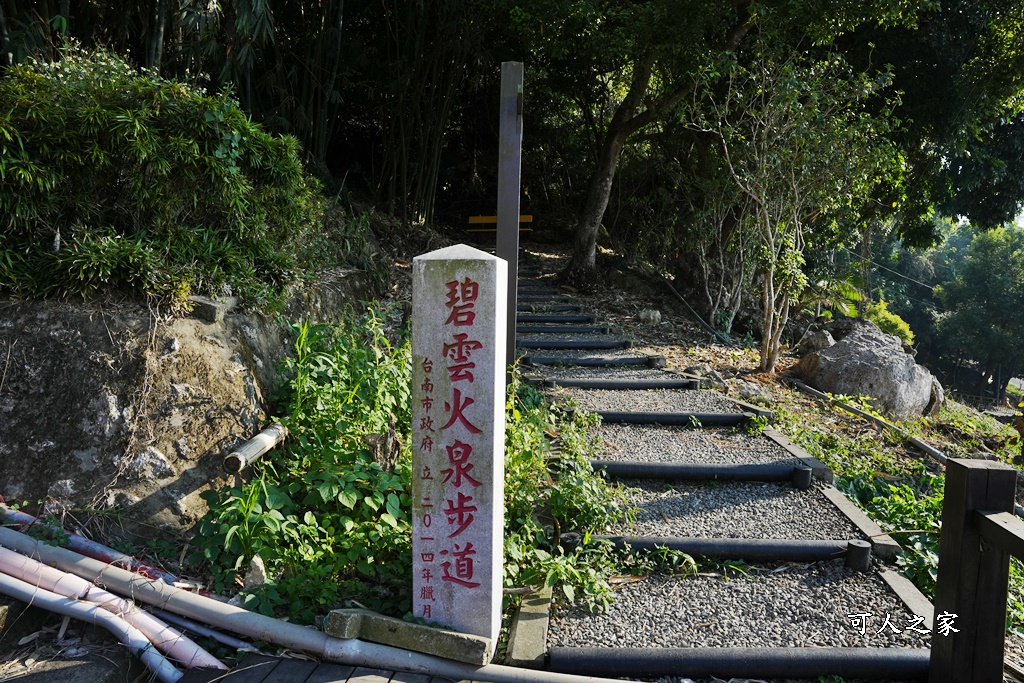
930, 458, 1017, 682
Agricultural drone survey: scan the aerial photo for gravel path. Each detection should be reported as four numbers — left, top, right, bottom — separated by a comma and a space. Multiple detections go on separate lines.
523, 348, 651, 362
553, 388, 739, 413
548, 562, 931, 650
610, 480, 862, 540
597, 425, 796, 465
518, 332, 629, 344
540, 367, 688, 382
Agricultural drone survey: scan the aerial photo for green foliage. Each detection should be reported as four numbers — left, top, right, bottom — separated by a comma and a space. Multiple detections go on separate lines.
0, 45, 325, 311
193, 308, 634, 622
503, 379, 634, 612
194, 306, 413, 621
777, 402, 1024, 632
864, 300, 915, 346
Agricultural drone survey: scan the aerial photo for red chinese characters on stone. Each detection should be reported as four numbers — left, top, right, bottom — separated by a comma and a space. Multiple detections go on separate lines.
440, 542, 480, 588
441, 388, 482, 434
445, 278, 479, 326
443, 491, 477, 537
442, 440, 482, 488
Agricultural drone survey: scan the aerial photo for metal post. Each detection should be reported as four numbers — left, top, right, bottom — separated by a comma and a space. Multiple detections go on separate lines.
496, 61, 523, 378
929, 458, 1017, 682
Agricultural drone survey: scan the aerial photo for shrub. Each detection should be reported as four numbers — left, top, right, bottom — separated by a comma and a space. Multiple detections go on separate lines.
864, 299, 915, 346
0, 44, 324, 311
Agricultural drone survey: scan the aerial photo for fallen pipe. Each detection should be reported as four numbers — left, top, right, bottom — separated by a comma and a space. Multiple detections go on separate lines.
223, 423, 288, 473
0, 503, 184, 586
149, 608, 263, 654
0, 570, 184, 683
516, 325, 611, 334
547, 646, 929, 680
788, 379, 947, 465
516, 314, 596, 324
0, 527, 642, 683
0, 546, 225, 669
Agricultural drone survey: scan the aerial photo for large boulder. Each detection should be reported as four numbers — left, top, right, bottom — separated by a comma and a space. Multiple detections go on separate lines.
793, 318, 940, 421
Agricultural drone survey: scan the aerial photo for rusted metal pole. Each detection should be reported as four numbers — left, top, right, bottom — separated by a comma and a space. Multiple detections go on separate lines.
497, 61, 523, 377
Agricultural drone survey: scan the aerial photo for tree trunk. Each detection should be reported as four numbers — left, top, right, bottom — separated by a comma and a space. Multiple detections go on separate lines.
559, 53, 655, 286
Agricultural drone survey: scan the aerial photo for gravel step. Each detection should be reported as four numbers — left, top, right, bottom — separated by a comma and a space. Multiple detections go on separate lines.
516, 325, 611, 334
540, 366, 685, 382
596, 411, 750, 427
519, 339, 631, 350
610, 479, 863, 540
547, 562, 931, 650
525, 352, 664, 368
554, 387, 739, 414
596, 425, 800, 466
517, 303, 583, 312
518, 294, 573, 302
544, 377, 699, 390
517, 313, 596, 323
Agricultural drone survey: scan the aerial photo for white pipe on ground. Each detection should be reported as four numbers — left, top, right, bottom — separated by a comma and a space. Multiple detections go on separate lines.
0, 570, 183, 683
223, 423, 288, 473
0, 546, 226, 670
0, 527, 628, 683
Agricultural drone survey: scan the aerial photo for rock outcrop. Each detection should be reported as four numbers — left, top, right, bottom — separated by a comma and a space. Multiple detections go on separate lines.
0, 270, 369, 532
793, 318, 941, 421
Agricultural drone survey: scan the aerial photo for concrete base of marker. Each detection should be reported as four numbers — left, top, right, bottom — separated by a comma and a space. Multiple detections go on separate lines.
504, 586, 553, 668
325, 609, 493, 665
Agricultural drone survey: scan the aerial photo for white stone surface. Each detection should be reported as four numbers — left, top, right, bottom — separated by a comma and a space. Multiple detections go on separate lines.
412, 244, 507, 651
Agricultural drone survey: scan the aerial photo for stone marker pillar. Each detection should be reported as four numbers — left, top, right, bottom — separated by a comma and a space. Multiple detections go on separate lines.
412, 244, 507, 653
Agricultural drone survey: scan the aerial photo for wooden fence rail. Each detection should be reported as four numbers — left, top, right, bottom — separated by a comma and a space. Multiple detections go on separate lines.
930, 458, 1019, 682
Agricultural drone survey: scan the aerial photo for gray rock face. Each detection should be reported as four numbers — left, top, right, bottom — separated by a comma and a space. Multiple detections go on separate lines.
0, 270, 370, 534
794, 319, 938, 421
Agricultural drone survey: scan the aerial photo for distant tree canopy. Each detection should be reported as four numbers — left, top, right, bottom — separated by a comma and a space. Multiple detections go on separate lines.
3, 1, 1024, 371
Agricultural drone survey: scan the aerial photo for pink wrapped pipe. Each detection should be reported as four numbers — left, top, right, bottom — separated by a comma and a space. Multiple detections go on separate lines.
0, 504, 186, 586
0, 546, 226, 671
0, 569, 184, 683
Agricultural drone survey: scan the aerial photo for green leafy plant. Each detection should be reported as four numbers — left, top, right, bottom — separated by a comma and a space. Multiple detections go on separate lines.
0, 44, 328, 312
864, 300, 915, 346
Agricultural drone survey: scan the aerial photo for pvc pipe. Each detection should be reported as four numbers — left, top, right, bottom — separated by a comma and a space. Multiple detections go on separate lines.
519, 340, 630, 350
595, 411, 751, 427
547, 646, 930, 680
223, 423, 288, 473
592, 535, 850, 562
545, 378, 699, 390
150, 608, 263, 653
0, 547, 225, 669
0, 571, 184, 683
0, 528, 638, 683
591, 460, 797, 483
0, 504, 184, 586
